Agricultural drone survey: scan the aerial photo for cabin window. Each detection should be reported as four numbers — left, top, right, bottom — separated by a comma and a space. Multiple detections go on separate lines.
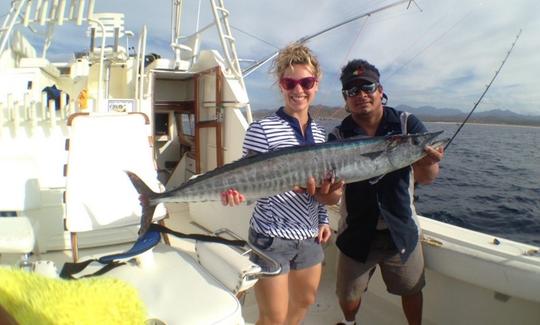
176, 113, 194, 137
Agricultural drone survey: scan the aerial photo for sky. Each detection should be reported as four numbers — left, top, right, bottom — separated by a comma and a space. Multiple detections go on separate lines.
2, 0, 539, 115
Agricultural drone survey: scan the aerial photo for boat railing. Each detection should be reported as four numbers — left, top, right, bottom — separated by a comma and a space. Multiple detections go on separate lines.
212, 228, 282, 277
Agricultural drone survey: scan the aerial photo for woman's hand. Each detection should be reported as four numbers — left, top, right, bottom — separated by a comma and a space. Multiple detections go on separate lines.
220, 189, 246, 207
317, 224, 332, 244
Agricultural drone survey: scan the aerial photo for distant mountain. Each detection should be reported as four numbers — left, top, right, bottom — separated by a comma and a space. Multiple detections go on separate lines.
394, 105, 540, 126
395, 105, 463, 117
253, 105, 540, 127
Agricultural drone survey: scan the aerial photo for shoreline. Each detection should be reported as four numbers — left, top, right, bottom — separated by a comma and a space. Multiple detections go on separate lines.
427, 121, 540, 128
255, 110, 540, 129
312, 117, 540, 129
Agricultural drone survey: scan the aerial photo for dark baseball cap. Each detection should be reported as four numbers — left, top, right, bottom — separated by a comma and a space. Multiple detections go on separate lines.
340, 59, 380, 89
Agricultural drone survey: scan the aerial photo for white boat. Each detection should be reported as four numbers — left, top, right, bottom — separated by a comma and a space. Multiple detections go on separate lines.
0, 1, 539, 324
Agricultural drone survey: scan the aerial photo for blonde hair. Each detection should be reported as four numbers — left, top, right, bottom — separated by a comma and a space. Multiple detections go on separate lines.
272, 42, 322, 80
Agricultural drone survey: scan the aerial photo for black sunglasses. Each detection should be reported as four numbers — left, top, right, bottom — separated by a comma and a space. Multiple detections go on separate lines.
280, 77, 318, 90
342, 83, 378, 97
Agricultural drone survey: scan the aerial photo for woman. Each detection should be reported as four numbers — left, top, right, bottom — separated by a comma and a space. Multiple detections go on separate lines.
222, 43, 343, 325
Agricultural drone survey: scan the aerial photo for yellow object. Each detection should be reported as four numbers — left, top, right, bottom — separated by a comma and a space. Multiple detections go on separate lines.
78, 89, 88, 111
0, 267, 146, 325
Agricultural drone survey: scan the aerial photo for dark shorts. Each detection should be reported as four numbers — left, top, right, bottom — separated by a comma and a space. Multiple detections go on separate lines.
248, 228, 324, 275
336, 230, 425, 301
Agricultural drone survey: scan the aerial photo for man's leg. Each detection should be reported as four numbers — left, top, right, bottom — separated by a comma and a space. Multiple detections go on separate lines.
336, 252, 375, 324
402, 290, 423, 325
380, 240, 425, 325
338, 298, 361, 323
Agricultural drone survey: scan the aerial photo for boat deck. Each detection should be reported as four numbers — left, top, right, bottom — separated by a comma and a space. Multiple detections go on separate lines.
2, 201, 539, 324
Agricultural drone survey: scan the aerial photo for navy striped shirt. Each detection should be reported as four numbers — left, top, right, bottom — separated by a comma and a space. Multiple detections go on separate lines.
243, 107, 329, 240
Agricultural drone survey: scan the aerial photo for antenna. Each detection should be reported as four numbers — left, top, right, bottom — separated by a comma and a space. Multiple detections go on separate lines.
243, 0, 416, 77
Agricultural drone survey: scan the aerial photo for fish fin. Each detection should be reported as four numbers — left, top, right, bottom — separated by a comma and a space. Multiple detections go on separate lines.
346, 134, 372, 140
125, 171, 160, 237
361, 150, 384, 160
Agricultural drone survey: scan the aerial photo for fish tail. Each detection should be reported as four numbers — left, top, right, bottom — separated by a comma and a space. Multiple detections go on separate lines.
125, 171, 160, 237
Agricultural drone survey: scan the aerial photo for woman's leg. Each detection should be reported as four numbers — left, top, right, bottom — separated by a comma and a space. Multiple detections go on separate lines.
286, 263, 322, 325
254, 273, 289, 325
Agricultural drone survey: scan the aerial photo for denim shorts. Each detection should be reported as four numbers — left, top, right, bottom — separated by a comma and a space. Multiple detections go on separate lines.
248, 228, 324, 275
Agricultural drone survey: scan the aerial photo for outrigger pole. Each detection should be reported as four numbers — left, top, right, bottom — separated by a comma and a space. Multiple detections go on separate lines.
445, 29, 523, 149
243, 0, 419, 77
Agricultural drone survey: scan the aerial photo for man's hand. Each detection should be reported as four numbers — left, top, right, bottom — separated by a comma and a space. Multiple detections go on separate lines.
416, 145, 444, 166
413, 145, 444, 184
293, 175, 344, 205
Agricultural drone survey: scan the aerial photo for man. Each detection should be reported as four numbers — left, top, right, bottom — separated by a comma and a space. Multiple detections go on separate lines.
330, 59, 444, 325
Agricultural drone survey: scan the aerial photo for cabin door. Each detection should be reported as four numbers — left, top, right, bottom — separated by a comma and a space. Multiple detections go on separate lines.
151, 67, 224, 188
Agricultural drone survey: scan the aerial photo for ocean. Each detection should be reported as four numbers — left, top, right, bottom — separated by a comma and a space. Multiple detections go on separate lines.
318, 119, 540, 246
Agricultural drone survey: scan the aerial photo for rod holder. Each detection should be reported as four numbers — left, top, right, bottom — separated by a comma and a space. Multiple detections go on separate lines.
48, 99, 56, 126
76, 0, 85, 25
41, 92, 48, 120
39, 0, 49, 25
57, 0, 67, 25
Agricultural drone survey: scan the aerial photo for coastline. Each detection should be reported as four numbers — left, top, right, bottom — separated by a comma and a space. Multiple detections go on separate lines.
427, 121, 540, 129
253, 107, 540, 128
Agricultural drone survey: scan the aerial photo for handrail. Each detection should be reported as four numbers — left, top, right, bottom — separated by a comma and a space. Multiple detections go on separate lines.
214, 228, 282, 276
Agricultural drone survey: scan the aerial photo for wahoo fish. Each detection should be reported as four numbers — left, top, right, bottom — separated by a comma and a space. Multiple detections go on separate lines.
127, 131, 448, 235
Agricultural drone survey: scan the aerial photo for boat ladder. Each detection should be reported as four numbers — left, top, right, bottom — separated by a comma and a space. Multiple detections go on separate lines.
209, 0, 253, 123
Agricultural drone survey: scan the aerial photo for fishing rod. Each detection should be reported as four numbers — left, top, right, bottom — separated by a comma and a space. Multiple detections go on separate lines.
243, 0, 419, 77
445, 29, 522, 149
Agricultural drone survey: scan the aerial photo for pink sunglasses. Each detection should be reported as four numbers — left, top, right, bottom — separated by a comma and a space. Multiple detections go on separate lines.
279, 77, 318, 90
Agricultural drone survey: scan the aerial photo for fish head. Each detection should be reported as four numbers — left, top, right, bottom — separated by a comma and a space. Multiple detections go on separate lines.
409, 130, 443, 147
386, 131, 444, 168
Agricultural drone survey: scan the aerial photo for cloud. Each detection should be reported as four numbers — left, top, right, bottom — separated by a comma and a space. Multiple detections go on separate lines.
1, 0, 538, 115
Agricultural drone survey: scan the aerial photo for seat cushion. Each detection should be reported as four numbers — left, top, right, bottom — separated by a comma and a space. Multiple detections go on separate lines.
105, 244, 243, 324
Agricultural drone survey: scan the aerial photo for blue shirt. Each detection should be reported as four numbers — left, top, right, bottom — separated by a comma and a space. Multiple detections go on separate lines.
243, 107, 329, 240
